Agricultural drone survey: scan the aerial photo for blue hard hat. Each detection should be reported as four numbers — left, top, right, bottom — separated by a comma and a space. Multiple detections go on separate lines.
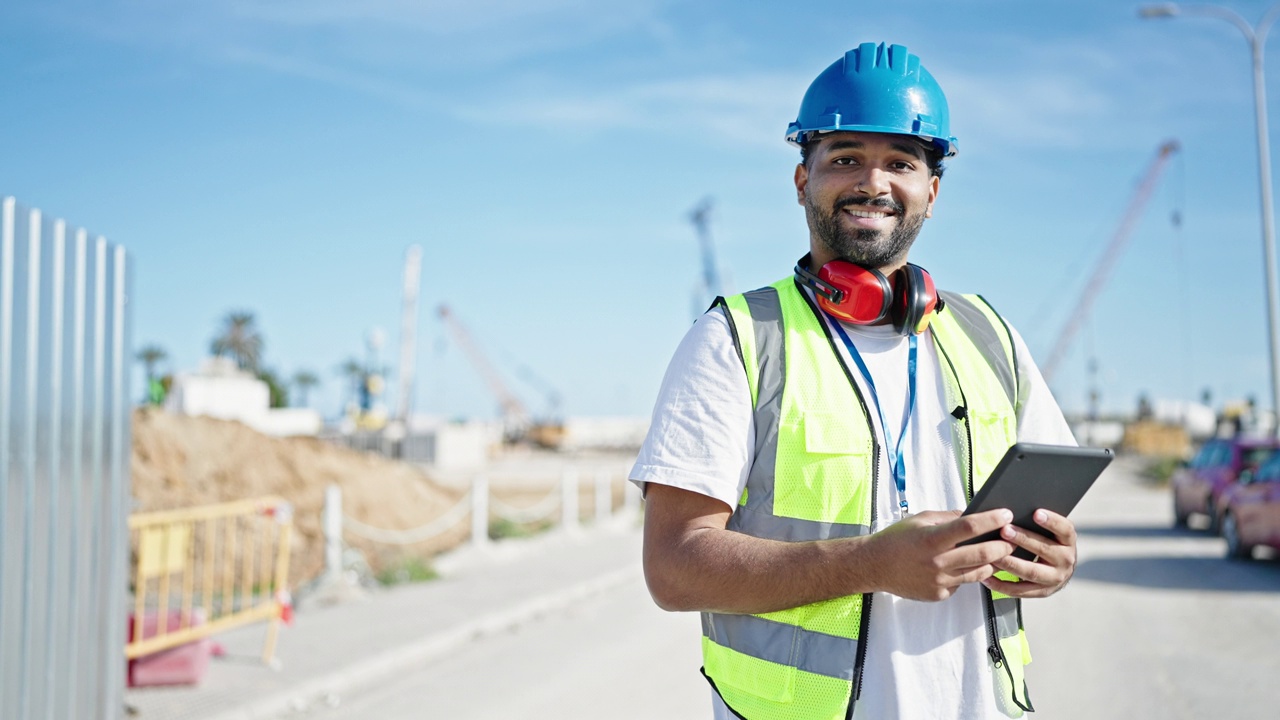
786, 42, 957, 157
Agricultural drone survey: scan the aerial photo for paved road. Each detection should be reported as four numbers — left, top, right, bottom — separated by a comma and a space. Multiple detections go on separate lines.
312, 572, 708, 719
1026, 457, 1280, 718
310, 458, 1280, 719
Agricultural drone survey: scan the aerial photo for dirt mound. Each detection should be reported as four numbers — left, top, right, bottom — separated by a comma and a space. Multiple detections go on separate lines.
130, 408, 468, 586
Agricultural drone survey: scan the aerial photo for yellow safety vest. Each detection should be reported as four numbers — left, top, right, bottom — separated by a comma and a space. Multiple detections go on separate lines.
704, 277, 1033, 720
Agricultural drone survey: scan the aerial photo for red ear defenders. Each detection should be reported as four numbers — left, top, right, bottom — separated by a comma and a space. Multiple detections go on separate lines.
793, 255, 944, 336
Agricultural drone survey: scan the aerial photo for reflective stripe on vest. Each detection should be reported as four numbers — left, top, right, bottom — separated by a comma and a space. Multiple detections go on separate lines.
706, 278, 1031, 720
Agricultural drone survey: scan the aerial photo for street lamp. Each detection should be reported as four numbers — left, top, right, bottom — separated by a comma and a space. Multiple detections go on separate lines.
1141, 2, 1280, 436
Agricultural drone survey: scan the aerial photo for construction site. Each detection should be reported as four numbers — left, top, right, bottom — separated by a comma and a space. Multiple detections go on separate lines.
5, 134, 1262, 718
8, 4, 1280, 719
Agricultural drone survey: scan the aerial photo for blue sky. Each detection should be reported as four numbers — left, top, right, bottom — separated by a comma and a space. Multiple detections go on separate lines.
2, 0, 1276, 422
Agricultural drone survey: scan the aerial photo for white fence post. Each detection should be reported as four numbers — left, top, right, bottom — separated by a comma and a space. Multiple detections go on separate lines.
595, 471, 612, 522
471, 474, 489, 547
561, 470, 579, 534
324, 484, 343, 579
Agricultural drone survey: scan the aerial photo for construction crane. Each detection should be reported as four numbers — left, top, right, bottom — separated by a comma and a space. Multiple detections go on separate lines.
515, 364, 563, 421
690, 197, 723, 306
1040, 139, 1181, 383
436, 304, 564, 448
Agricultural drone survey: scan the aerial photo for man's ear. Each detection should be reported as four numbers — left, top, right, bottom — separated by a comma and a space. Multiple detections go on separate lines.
925, 175, 939, 218
794, 163, 809, 206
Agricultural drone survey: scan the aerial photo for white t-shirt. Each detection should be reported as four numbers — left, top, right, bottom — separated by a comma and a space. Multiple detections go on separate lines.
630, 294, 1074, 720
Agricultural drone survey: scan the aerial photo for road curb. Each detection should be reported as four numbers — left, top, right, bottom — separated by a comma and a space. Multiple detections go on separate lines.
202, 563, 642, 720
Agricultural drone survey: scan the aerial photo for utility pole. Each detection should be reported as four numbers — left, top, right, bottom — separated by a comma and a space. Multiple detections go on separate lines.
1141, 2, 1280, 435
689, 197, 722, 302
396, 245, 422, 425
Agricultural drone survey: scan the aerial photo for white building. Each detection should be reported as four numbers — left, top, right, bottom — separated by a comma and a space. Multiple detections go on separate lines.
165, 357, 322, 437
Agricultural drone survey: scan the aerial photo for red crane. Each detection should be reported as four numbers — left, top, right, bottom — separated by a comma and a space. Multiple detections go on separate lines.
438, 304, 530, 439
437, 305, 565, 448
1040, 140, 1181, 383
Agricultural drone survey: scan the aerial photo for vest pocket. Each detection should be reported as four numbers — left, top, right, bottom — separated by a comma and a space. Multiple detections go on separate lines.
969, 411, 1017, 482
775, 412, 873, 525
802, 411, 870, 454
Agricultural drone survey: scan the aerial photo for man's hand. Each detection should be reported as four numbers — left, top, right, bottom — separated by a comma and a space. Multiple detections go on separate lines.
642, 484, 1027, 614
981, 509, 1077, 598
866, 509, 1017, 602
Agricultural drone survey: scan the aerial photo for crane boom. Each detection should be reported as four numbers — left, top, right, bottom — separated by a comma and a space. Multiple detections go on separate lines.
1040, 140, 1180, 383
437, 305, 529, 429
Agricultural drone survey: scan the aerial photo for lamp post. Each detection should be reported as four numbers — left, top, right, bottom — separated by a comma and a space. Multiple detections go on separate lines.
1141, 2, 1280, 435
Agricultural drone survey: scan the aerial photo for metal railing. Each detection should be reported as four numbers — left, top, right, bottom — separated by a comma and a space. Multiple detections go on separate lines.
0, 197, 132, 720
322, 430, 439, 463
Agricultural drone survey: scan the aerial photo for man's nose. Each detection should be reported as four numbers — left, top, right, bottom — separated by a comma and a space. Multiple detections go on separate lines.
856, 168, 891, 196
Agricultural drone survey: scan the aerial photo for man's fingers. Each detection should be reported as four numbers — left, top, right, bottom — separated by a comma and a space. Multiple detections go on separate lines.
933, 508, 1014, 547
1032, 509, 1076, 544
990, 554, 1056, 585
953, 563, 1000, 586
997, 512, 1076, 563
939, 538, 1015, 571
982, 575, 1053, 599
998, 524, 1055, 559
985, 508, 1078, 599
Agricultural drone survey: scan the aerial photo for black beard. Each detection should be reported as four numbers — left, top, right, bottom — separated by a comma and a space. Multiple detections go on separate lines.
806, 195, 926, 268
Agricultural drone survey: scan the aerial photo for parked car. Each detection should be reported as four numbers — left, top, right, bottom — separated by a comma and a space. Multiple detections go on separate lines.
1218, 449, 1280, 560
1171, 437, 1280, 532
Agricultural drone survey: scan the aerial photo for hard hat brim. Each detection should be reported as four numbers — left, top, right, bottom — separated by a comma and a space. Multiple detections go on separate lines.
786, 126, 958, 158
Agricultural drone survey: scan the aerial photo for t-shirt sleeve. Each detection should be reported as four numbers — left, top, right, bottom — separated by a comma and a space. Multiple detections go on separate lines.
629, 308, 755, 511
1008, 322, 1078, 446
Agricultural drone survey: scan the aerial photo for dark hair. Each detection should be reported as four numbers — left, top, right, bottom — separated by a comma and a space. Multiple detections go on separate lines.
799, 135, 946, 179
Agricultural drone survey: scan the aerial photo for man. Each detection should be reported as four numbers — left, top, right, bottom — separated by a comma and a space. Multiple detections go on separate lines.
630, 42, 1077, 720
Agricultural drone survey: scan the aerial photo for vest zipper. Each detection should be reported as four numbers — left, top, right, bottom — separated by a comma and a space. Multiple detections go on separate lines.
983, 588, 1009, 673
798, 286, 878, 720
983, 589, 1033, 713
937, 333, 1030, 713
936, 336, 1008, 678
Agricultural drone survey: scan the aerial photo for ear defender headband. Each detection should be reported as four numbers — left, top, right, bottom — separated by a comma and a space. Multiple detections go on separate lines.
793, 254, 944, 336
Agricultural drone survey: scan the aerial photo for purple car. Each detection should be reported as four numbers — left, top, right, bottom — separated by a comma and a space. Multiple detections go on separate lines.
1171, 438, 1280, 533
1218, 448, 1280, 559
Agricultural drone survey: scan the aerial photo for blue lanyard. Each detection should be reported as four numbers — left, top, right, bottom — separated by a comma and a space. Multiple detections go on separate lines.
830, 319, 918, 516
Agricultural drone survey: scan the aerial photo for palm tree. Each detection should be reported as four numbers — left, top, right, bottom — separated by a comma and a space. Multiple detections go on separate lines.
136, 344, 167, 404
256, 367, 289, 409
337, 358, 365, 410
210, 311, 263, 372
292, 369, 320, 408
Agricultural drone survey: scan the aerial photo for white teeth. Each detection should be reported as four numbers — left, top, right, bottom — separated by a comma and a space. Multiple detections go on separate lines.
847, 209, 891, 219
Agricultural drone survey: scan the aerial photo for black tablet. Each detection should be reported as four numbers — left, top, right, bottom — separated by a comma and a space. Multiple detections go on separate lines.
958, 442, 1114, 560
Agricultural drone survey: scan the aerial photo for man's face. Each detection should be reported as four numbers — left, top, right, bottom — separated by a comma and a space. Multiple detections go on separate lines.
794, 131, 940, 270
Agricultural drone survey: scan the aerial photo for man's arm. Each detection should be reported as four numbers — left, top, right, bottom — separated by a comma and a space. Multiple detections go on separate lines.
643, 483, 1020, 614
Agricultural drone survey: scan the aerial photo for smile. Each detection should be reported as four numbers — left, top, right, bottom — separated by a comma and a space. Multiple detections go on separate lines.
844, 209, 895, 219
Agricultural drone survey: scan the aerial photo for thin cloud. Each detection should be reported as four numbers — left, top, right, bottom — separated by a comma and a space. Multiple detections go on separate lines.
219, 47, 445, 111
28, 0, 677, 72
934, 29, 1238, 155
224, 0, 621, 33
456, 74, 808, 150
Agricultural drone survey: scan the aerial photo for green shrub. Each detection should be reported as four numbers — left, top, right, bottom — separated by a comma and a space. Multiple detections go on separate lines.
487, 517, 553, 540
1142, 456, 1182, 486
376, 556, 439, 586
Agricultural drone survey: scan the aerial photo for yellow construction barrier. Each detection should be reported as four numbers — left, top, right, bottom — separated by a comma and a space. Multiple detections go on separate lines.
126, 496, 293, 664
